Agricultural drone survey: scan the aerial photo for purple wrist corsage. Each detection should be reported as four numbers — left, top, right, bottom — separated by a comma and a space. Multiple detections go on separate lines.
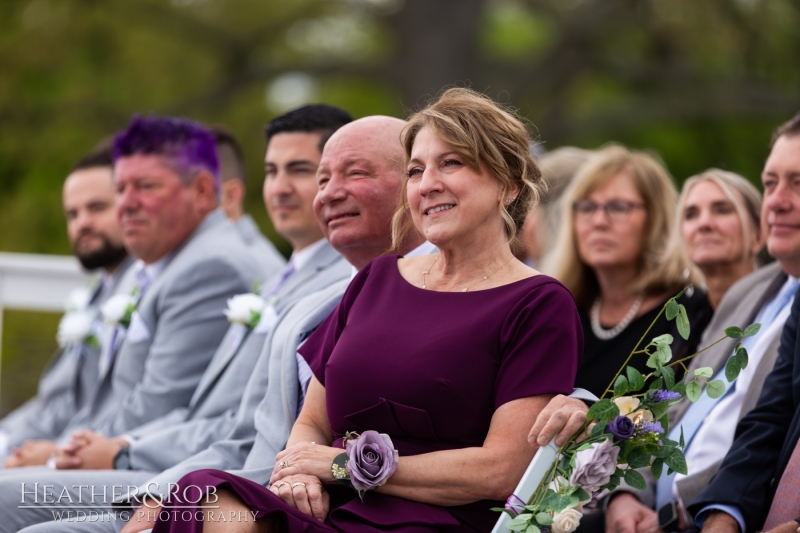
341, 430, 399, 500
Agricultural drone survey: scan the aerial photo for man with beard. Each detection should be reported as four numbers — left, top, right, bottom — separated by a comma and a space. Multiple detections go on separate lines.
0, 145, 135, 465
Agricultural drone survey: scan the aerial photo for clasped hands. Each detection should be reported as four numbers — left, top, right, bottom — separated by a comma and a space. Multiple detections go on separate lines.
4, 431, 126, 469
268, 441, 341, 523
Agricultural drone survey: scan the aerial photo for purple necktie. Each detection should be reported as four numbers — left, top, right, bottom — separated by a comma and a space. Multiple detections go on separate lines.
263, 261, 295, 299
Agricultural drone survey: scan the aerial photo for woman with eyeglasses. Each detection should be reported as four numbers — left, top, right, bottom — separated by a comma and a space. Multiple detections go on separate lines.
543, 145, 713, 397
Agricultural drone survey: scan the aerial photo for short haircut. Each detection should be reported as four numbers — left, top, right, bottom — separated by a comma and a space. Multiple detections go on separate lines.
113, 115, 219, 191
72, 141, 114, 173
209, 125, 246, 184
264, 104, 353, 152
772, 111, 800, 145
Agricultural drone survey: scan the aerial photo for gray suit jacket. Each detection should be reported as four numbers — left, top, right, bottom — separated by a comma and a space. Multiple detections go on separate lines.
60, 210, 262, 440
1, 257, 136, 446
620, 262, 787, 509
235, 214, 286, 282
125, 242, 348, 472
132, 278, 351, 499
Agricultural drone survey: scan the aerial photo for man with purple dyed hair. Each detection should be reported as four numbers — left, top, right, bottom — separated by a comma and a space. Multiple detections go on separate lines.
3, 115, 261, 466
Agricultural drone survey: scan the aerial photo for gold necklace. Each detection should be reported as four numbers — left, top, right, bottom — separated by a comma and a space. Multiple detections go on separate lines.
421, 255, 515, 292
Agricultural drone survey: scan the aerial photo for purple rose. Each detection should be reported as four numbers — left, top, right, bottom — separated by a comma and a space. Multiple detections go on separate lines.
607, 415, 635, 441
345, 431, 399, 491
569, 438, 620, 494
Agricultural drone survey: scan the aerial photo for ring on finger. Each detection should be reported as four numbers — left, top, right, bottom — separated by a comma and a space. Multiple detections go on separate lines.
279, 460, 289, 469
272, 482, 287, 489
291, 482, 306, 489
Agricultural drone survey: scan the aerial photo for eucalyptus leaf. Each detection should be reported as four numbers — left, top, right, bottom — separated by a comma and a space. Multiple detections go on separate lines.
652, 333, 674, 345
662, 365, 675, 390
507, 514, 532, 531
725, 326, 744, 339
693, 367, 713, 379
666, 299, 679, 320
736, 346, 749, 370
657, 344, 672, 364
624, 469, 647, 490
706, 379, 726, 399
587, 399, 619, 422
525, 526, 541, 533
627, 366, 645, 391
677, 304, 690, 340
535, 512, 553, 526
671, 381, 686, 396
614, 375, 629, 396
686, 380, 701, 402
552, 495, 572, 512
725, 356, 741, 382
744, 323, 762, 337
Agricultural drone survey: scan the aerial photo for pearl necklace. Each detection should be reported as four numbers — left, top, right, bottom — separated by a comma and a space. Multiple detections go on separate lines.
590, 294, 644, 340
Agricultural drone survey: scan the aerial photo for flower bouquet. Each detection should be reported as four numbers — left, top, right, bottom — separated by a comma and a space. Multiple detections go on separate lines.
493, 288, 760, 533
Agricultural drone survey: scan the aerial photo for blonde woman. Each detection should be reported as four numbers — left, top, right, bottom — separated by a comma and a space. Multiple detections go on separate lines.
151, 89, 582, 533
679, 169, 763, 309
544, 145, 712, 397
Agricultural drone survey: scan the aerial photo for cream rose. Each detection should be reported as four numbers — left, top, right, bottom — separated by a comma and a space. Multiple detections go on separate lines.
627, 409, 654, 424
552, 508, 583, 533
613, 396, 640, 416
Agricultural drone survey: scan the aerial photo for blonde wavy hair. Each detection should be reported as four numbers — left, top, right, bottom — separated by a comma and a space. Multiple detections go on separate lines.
391, 88, 544, 250
542, 144, 698, 309
675, 169, 762, 271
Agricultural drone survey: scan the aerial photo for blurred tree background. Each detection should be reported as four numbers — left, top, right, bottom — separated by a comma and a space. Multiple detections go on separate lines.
0, 0, 799, 408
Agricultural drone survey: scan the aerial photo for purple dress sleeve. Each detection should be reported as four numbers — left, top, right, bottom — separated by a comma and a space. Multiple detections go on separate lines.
495, 281, 583, 408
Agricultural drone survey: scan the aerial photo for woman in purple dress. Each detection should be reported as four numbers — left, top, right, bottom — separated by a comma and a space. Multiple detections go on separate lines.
151, 88, 583, 533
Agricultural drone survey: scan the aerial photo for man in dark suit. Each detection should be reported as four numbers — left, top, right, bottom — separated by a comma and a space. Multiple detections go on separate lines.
689, 112, 800, 533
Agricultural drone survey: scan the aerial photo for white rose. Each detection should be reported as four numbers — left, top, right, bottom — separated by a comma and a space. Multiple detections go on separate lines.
613, 396, 640, 416
552, 508, 583, 533
57, 311, 95, 347
224, 293, 264, 326
66, 287, 92, 312
102, 294, 135, 325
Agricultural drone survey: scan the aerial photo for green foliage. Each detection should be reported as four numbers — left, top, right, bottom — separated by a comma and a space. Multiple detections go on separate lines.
626, 366, 645, 392
623, 469, 647, 490
676, 305, 690, 340
706, 380, 726, 399
725, 327, 744, 339
587, 399, 619, 422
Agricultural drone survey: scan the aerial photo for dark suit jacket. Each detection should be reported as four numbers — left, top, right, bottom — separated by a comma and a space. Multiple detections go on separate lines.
688, 283, 800, 533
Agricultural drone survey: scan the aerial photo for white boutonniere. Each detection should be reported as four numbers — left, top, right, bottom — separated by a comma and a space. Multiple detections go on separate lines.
57, 310, 99, 348
101, 287, 139, 329
224, 293, 265, 329
65, 287, 92, 312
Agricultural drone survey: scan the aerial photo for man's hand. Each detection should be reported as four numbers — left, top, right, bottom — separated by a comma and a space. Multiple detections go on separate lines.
700, 511, 741, 533
606, 493, 658, 533
528, 394, 589, 447
4, 440, 58, 467
55, 430, 126, 470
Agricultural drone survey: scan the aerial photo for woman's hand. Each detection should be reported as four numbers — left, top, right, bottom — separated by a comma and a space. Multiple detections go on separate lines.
270, 442, 342, 485
270, 474, 329, 523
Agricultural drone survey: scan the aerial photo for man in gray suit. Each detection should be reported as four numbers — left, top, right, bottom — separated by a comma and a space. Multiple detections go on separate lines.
2, 116, 261, 477
1, 146, 134, 466
0, 107, 354, 533
210, 125, 287, 279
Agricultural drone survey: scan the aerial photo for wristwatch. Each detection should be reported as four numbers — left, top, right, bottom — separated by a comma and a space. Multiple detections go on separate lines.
113, 447, 132, 470
657, 502, 680, 533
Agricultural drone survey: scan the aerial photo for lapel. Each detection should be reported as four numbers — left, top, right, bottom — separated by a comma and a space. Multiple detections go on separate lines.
271, 242, 340, 309
96, 211, 225, 393
738, 320, 786, 420
670, 264, 786, 424
189, 323, 254, 407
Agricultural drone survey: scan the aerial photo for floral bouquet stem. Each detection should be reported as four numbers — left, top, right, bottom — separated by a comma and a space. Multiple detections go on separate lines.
494, 287, 760, 533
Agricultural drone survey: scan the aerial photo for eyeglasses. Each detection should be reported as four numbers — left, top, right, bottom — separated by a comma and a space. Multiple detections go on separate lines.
572, 199, 646, 222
